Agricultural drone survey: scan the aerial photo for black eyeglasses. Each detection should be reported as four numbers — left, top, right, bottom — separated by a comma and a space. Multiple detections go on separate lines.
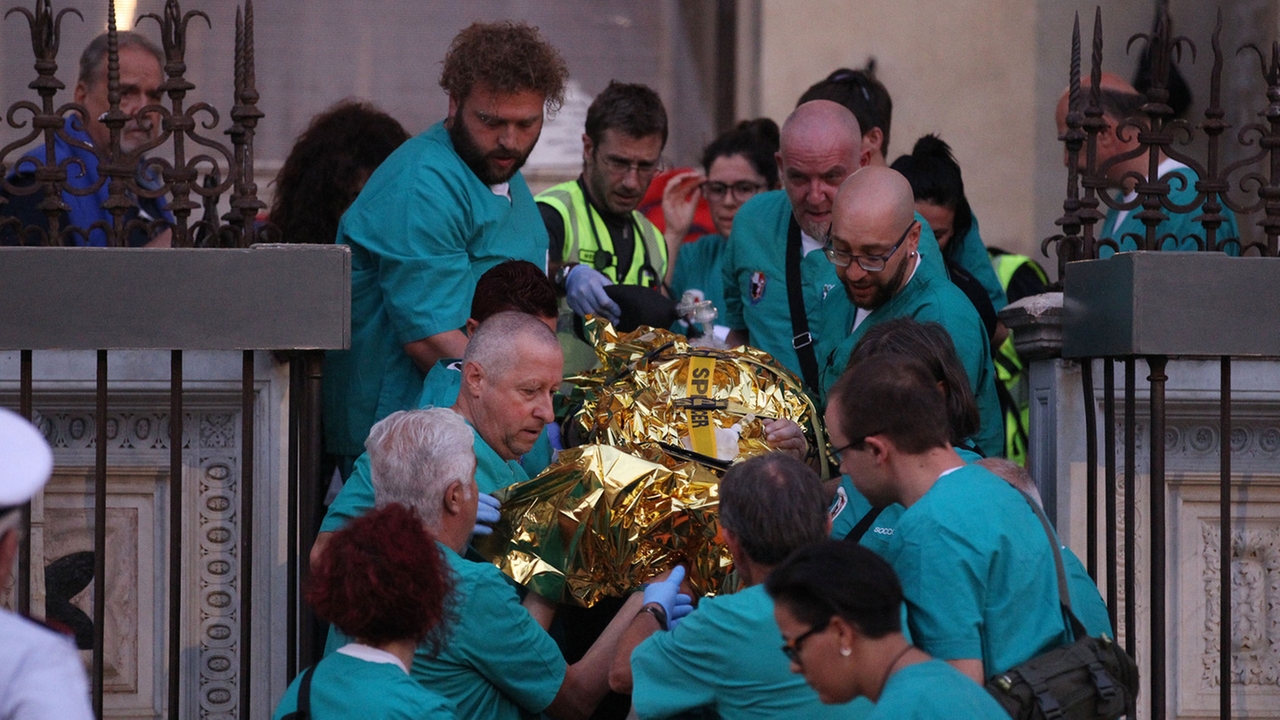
781, 617, 831, 663
823, 220, 916, 272
703, 181, 765, 203
831, 430, 884, 459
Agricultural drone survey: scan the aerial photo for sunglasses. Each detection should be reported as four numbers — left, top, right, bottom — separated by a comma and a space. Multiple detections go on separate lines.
781, 617, 831, 662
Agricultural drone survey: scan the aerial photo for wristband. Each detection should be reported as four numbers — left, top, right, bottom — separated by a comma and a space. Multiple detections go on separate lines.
554, 263, 579, 292
639, 603, 668, 630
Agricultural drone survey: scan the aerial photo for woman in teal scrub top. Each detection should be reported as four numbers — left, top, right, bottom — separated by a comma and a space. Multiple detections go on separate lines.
767, 541, 1009, 719
664, 118, 781, 341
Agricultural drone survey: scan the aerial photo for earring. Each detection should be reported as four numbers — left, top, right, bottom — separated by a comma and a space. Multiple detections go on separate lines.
840, 647, 851, 657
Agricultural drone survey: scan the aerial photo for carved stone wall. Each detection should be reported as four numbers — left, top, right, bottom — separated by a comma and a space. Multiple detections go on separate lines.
1031, 357, 1280, 719
0, 350, 291, 719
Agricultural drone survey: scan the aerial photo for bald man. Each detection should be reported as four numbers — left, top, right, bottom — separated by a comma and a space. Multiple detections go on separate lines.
719, 101, 873, 394
1054, 73, 1239, 254
817, 167, 1003, 458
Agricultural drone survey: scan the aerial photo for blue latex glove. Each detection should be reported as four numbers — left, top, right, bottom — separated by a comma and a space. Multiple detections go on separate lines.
472, 493, 501, 536
565, 264, 622, 325
644, 565, 694, 630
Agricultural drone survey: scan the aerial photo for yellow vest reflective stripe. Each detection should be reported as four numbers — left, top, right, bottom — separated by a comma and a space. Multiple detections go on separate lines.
988, 252, 1047, 465
537, 180, 667, 286
991, 252, 1049, 291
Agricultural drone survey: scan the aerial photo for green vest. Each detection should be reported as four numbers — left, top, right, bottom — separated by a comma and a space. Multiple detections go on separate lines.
989, 252, 1049, 466
537, 179, 667, 286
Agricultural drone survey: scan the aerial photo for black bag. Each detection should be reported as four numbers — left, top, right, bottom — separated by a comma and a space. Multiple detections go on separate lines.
985, 494, 1139, 720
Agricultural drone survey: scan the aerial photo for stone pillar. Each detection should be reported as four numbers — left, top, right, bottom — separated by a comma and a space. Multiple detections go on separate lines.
1009, 253, 1280, 718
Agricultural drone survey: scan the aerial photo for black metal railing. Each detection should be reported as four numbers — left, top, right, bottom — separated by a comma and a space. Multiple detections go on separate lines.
1048, 7, 1280, 720
0, 0, 269, 247
0, 1, 335, 718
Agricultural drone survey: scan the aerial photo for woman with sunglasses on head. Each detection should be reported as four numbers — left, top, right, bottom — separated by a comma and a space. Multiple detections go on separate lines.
663, 118, 780, 343
766, 541, 1007, 719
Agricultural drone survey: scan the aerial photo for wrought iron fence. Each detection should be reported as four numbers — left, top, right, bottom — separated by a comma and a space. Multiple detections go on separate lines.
0, 0, 269, 247
1048, 7, 1280, 720
0, 1, 337, 719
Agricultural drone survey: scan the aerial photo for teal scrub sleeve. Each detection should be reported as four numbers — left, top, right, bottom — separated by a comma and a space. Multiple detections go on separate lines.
376, 168, 476, 344
828, 476, 873, 540
319, 452, 375, 533
720, 230, 746, 331
892, 521, 987, 663
631, 612, 720, 718
1062, 547, 1114, 638
459, 570, 567, 713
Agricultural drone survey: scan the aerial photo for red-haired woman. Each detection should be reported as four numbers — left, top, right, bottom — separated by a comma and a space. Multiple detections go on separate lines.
272, 503, 455, 719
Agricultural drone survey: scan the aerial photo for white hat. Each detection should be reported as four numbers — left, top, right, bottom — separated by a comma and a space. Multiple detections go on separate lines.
0, 408, 53, 519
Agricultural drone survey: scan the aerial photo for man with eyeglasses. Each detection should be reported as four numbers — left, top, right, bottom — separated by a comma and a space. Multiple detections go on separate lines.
802, 70, 1009, 331
540, 82, 670, 326
818, 166, 1002, 457
825, 354, 1065, 682
718, 100, 874, 397
609, 453, 871, 719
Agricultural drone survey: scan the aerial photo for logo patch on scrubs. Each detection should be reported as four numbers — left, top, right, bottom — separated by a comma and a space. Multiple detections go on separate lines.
822, 283, 836, 300
749, 272, 767, 303
828, 486, 848, 521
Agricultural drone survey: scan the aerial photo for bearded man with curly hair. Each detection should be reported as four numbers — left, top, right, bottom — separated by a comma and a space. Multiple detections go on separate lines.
324, 22, 569, 473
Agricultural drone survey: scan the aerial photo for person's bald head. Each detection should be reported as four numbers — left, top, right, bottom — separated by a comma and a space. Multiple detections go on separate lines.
837, 166, 916, 231
777, 100, 867, 239
781, 100, 863, 152
828, 167, 922, 310
1054, 72, 1147, 183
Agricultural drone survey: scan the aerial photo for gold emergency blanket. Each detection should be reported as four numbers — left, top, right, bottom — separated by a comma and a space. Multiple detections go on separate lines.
567, 319, 829, 476
475, 320, 829, 607
474, 443, 735, 607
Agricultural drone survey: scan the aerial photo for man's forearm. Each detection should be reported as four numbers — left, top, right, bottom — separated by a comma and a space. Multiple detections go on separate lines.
606, 595, 661, 694
403, 329, 469, 373
548, 592, 644, 720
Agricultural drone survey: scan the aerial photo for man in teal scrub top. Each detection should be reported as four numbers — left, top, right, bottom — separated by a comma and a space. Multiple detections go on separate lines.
1054, 72, 1240, 255
826, 355, 1067, 681
609, 453, 870, 719
720, 100, 870, 395
819, 167, 1003, 457
800, 69, 1007, 316
323, 22, 570, 469
364, 406, 643, 720
312, 312, 563, 567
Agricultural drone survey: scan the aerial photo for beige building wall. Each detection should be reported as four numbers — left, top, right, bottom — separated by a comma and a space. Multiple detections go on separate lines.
741, 0, 1280, 281
748, 0, 1041, 262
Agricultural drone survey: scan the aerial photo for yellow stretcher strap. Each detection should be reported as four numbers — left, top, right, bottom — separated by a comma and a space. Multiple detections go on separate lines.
684, 355, 717, 457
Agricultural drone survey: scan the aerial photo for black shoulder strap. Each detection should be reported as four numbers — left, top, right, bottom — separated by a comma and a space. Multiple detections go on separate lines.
1017, 490, 1090, 640
282, 661, 319, 720
844, 506, 886, 543
784, 217, 821, 393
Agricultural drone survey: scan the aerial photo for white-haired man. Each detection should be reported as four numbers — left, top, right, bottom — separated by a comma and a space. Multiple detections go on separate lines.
363, 407, 643, 720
